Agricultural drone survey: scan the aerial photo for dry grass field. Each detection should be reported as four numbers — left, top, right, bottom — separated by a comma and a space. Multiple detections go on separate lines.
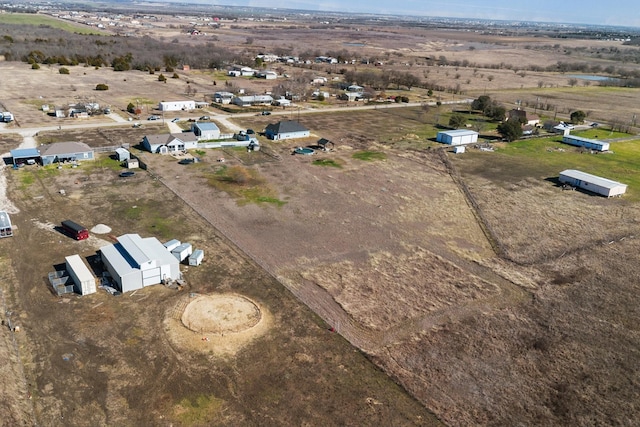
1, 10, 640, 426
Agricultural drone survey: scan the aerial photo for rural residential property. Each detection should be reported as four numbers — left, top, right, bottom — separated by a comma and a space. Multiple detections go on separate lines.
264, 120, 310, 140
1, 3, 640, 427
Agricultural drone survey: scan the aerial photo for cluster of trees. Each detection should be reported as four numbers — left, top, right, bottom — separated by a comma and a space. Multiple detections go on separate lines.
471, 95, 506, 121
341, 69, 422, 91
0, 24, 245, 71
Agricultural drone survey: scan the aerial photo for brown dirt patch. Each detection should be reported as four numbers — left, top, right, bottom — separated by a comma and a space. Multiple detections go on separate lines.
165, 293, 272, 357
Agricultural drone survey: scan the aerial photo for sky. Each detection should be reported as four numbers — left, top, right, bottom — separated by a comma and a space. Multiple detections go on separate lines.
173, 0, 640, 28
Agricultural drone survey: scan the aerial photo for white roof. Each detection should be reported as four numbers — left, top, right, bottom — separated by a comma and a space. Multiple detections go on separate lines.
438, 129, 479, 137
100, 234, 178, 279
560, 169, 627, 190
65, 254, 94, 283
117, 234, 152, 268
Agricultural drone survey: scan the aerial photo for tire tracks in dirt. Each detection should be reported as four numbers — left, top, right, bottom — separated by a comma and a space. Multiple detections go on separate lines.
150, 146, 532, 356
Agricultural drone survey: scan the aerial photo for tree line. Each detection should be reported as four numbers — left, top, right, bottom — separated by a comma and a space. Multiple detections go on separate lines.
0, 23, 248, 71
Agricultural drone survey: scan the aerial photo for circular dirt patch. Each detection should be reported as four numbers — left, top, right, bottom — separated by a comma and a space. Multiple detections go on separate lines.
164, 293, 271, 357
181, 294, 261, 334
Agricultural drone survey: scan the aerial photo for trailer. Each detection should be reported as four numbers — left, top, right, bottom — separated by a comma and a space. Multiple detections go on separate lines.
171, 243, 192, 262
0, 211, 13, 238
61, 220, 89, 240
188, 249, 204, 266
163, 239, 181, 252
65, 254, 97, 295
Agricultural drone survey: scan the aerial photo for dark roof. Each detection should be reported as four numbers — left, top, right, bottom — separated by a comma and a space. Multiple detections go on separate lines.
265, 120, 309, 135
317, 138, 333, 146
145, 132, 197, 146
40, 141, 92, 156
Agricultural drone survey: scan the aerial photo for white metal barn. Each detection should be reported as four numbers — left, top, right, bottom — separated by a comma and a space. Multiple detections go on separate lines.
158, 101, 196, 112
559, 169, 627, 197
100, 234, 180, 293
65, 254, 96, 295
436, 129, 479, 146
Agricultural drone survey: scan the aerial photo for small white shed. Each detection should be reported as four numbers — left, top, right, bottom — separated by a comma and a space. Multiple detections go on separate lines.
171, 243, 193, 262
65, 254, 97, 295
436, 129, 479, 146
188, 249, 204, 266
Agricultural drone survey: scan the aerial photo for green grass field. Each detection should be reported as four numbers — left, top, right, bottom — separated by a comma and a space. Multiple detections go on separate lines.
493, 135, 640, 199
0, 13, 105, 35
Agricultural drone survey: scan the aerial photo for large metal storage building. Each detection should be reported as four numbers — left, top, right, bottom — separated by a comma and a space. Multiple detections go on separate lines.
65, 254, 97, 295
100, 234, 180, 293
559, 169, 627, 197
436, 129, 479, 146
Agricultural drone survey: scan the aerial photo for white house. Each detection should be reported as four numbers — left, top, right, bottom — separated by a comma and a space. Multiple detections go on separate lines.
233, 95, 274, 107
191, 122, 220, 140
158, 100, 196, 112
256, 70, 278, 79
273, 97, 291, 107
100, 234, 181, 293
228, 65, 256, 76
142, 132, 198, 153
436, 129, 479, 146
559, 169, 627, 197
265, 120, 310, 140
213, 92, 234, 104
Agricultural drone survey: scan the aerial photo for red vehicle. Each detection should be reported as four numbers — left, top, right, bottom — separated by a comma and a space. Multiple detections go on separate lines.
61, 220, 89, 240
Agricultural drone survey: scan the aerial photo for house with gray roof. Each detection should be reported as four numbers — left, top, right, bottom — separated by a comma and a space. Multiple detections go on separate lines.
142, 132, 198, 154
233, 95, 274, 107
39, 141, 94, 165
264, 120, 310, 140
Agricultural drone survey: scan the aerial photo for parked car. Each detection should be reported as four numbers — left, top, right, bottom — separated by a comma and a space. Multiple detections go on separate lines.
261, 111, 271, 115
199, 116, 210, 120
171, 117, 180, 122
147, 115, 160, 120
132, 123, 141, 128
119, 171, 135, 177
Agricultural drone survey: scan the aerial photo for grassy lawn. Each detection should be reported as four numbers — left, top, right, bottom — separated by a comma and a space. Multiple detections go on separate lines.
0, 13, 106, 35
352, 150, 387, 161
207, 165, 286, 206
490, 136, 640, 199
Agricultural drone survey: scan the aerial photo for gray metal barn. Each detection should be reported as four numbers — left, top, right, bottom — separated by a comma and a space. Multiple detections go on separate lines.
100, 234, 180, 293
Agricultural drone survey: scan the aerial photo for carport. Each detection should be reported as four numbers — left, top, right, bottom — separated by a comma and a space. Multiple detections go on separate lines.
10, 148, 40, 166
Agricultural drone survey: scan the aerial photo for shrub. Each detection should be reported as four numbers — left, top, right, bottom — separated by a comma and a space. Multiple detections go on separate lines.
31, 63, 40, 69
158, 74, 167, 82
59, 67, 69, 74
95, 83, 109, 91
